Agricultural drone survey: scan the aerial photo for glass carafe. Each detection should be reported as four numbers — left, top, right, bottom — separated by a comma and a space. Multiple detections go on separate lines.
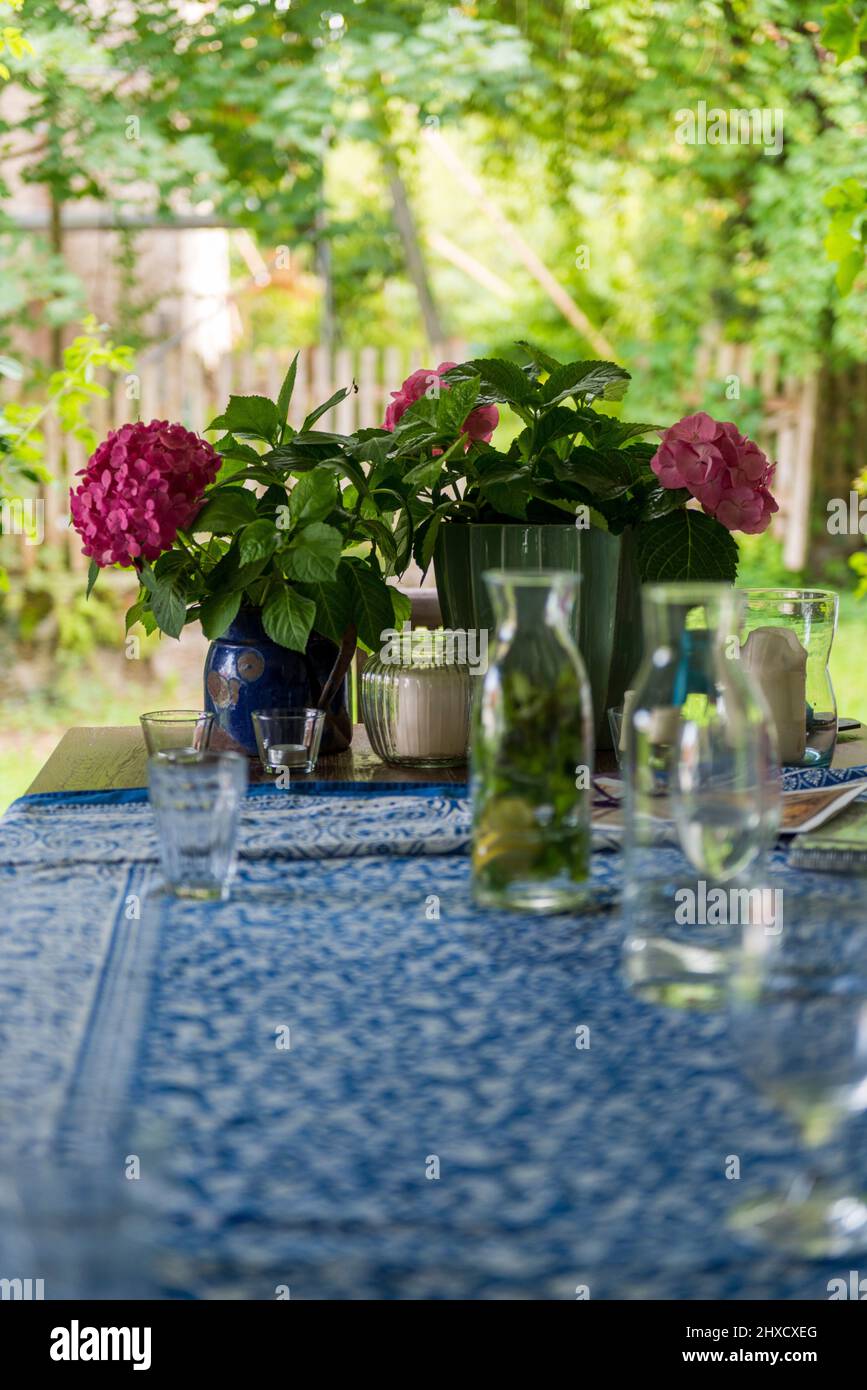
471, 570, 594, 914
622, 583, 781, 1006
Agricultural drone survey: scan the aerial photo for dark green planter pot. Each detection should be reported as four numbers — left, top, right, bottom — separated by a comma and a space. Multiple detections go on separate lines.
433, 523, 643, 748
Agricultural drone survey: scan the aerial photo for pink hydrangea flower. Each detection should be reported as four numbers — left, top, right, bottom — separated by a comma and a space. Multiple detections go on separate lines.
650, 411, 779, 535
70, 419, 222, 567
383, 361, 499, 443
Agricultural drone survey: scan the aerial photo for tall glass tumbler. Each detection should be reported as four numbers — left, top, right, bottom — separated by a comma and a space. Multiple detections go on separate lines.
148, 750, 248, 900
739, 588, 839, 768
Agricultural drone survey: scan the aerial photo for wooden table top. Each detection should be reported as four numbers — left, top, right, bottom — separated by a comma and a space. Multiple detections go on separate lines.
25, 724, 867, 797
25, 724, 469, 794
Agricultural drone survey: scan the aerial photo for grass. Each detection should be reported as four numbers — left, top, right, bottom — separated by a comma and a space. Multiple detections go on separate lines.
0, 654, 192, 811
826, 592, 867, 724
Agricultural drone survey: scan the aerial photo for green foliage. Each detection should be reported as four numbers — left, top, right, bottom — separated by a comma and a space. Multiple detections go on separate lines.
3, 541, 125, 657
0, 318, 133, 596
367, 344, 739, 583
849, 549, 867, 598
0, 0, 31, 83
0, 7, 224, 346
1, 316, 132, 490
821, 3, 867, 63
47, 317, 134, 452
824, 178, 867, 294
6, 0, 867, 379
125, 372, 403, 655
635, 511, 739, 584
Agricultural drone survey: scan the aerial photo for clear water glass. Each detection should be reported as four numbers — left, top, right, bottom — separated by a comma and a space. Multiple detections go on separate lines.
622, 584, 781, 1008
140, 709, 214, 755
727, 911, 867, 1257
252, 707, 325, 776
148, 750, 248, 900
739, 588, 839, 768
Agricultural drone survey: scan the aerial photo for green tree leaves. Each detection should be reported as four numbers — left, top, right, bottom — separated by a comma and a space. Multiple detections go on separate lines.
821, 2, 867, 63
823, 178, 866, 294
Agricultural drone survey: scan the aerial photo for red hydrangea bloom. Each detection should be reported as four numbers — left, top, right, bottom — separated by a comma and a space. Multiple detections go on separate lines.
383, 361, 499, 443
651, 412, 779, 535
70, 419, 222, 567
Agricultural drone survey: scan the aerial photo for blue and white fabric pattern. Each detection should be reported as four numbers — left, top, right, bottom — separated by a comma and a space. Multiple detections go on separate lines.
0, 773, 866, 1300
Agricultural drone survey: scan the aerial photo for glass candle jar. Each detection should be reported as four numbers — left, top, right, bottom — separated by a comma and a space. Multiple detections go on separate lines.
739, 588, 839, 768
360, 629, 472, 768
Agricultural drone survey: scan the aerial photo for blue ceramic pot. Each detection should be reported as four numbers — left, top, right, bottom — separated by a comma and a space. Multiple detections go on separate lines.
204, 608, 352, 757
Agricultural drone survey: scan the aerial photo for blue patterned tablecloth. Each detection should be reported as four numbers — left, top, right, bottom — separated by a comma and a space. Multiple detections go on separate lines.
1, 773, 867, 1300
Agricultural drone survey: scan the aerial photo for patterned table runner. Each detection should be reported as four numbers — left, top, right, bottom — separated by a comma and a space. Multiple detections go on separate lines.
1, 779, 865, 1299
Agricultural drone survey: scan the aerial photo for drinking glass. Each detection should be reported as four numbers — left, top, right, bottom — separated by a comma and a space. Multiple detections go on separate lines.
727, 912, 867, 1257
471, 570, 594, 914
252, 707, 325, 776
148, 750, 248, 900
140, 709, 213, 755
739, 588, 839, 767
622, 584, 780, 1007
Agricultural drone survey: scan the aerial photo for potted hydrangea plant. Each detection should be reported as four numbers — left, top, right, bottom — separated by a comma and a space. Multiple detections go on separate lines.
72, 360, 408, 755
374, 345, 778, 743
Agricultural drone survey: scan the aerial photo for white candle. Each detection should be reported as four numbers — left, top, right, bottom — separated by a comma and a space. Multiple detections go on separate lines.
392, 669, 470, 759
741, 626, 807, 763
267, 742, 309, 769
